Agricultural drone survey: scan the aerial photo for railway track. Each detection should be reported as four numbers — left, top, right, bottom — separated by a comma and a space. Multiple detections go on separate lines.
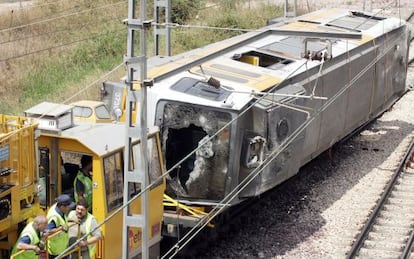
346, 136, 414, 259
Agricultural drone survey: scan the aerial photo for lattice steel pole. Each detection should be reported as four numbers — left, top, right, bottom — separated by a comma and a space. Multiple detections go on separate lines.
122, 0, 151, 258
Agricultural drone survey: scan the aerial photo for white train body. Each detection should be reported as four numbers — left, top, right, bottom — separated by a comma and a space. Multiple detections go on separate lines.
105, 8, 411, 231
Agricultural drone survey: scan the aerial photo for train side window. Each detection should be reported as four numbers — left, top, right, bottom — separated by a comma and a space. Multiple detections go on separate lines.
104, 152, 123, 211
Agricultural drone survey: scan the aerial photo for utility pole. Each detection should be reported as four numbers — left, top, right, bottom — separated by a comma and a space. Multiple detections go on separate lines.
122, 0, 152, 258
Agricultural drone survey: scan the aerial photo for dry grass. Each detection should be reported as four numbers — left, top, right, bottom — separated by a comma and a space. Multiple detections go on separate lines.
0, 0, 127, 114
0, 0, 285, 115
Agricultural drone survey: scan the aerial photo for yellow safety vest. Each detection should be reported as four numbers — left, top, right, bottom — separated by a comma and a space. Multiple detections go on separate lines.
11, 222, 40, 259
47, 203, 69, 255
84, 213, 97, 258
68, 211, 97, 258
74, 171, 93, 209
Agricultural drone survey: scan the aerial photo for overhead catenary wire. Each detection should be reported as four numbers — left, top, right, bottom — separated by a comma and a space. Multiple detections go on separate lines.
0, 21, 293, 66
0, 61, 124, 144
0, 0, 126, 33
0, 27, 125, 63
0, 16, 124, 45
5, 0, 80, 11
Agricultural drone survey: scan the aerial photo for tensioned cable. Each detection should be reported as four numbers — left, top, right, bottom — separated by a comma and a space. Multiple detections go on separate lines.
0, 22, 275, 62
0, 60, 124, 144
0, 0, 126, 33
153, 22, 259, 33
0, 7, 260, 63
350, 1, 395, 31
0, 27, 125, 62
0, 16, 123, 45
61, 63, 124, 105
0, 0, 124, 31
7, 0, 79, 10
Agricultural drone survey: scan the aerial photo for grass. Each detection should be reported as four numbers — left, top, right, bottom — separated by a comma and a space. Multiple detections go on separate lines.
0, 0, 284, 115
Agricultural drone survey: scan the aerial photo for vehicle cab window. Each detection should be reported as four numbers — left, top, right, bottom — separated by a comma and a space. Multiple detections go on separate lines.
95, 105, 111, 119
73, 106, 93, 118
103, 136, 163, 212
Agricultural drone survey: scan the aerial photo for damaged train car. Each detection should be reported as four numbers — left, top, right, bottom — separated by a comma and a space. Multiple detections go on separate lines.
103, 8, 411, 237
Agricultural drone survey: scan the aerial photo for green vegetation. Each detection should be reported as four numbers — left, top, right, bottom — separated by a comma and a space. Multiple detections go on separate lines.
19, 29, 126, 109
0, 0, 283, 114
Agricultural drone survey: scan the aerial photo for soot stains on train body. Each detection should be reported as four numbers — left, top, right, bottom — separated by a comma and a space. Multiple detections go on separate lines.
160, 103, 231, 200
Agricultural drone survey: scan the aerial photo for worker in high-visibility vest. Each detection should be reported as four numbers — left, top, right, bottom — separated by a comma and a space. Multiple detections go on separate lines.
68, 199, 101, 259
45, 194, 74, 258
74, 155, 93, 211
11, 215, 48, 259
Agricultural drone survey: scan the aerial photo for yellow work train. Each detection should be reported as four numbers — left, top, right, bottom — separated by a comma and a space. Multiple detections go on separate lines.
0, 115, 39, 258
1, 101, 165, 258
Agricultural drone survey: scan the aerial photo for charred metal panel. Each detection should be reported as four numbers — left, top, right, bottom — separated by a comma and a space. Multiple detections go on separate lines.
369, 27, 409, 117
343, 44, 376, 133
236, 108, 266, 197
314, 59, 349, 152
155, 102, 232, 200
239, 84, 307, 197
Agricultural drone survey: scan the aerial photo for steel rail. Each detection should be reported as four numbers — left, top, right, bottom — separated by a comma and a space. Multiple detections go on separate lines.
346, 139, 414, 259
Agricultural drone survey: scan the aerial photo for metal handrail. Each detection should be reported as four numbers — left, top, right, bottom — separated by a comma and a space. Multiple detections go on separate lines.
44, 222, 81, 259
10, 249, 26, 259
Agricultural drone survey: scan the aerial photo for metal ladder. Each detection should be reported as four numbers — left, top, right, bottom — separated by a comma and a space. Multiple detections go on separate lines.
122, 0, 152, 258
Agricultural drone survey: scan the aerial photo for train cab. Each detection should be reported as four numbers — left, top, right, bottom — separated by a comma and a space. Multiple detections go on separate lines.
27, 103, 166, 258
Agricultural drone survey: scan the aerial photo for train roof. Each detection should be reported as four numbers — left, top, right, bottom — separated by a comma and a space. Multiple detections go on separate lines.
134, 8, 407, 112
46, 122, 159, 156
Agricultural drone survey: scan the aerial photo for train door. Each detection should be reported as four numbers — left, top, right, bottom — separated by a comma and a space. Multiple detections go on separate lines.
37, 136, 94, 209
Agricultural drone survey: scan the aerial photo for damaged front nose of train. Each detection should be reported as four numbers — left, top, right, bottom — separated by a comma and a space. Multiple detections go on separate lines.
159, 102, 232, 200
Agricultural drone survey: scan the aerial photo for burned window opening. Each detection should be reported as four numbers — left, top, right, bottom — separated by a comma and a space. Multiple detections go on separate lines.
165, 125, 207, 192
159, 103, 232, 200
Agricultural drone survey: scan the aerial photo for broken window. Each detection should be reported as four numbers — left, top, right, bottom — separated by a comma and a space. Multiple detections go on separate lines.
158, 102, 232, 200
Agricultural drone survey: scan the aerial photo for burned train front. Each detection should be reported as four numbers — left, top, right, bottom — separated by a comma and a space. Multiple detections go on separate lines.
143, 8, 411, 235
153, 75, 308, 204
154, 77, 235, 202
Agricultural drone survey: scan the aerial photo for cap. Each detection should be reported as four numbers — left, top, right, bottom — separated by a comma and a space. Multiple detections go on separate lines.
56, 194, 75, 209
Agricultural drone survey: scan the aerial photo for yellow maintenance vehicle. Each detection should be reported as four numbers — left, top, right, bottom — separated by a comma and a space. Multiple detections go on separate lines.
0, 115, 40, 258
2, 101, 166, 258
